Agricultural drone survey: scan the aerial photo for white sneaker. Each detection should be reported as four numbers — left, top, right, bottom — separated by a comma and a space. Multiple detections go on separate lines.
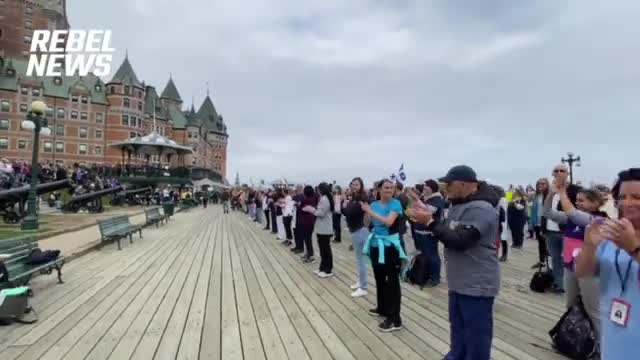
350, 283, 360, 290
313, 269, 321, 275
351, 288, 368, 297
318, 272, 334, 278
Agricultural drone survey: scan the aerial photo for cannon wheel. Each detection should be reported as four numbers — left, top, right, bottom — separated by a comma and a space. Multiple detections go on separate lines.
2, 211, 21, 224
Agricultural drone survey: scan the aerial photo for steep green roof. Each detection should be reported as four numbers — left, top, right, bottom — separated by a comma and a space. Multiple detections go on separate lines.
110, 56, 142, 87
160, 77, 182, 102
167, 103, 187, 129
184, 104, 199, 127
196, 95, 227, 134
196, 95, 219, 122
0, 57, 108, 105
144, 86, 163, 115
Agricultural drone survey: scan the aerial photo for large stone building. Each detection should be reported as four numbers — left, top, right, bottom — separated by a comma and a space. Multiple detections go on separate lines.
0, 0, 229, 179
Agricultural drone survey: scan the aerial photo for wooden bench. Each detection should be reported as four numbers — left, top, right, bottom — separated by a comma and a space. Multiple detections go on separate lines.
0, 235, 35, 253
97, 215, 143, 250
0, 242, 65, 295
144, 207, 167, 228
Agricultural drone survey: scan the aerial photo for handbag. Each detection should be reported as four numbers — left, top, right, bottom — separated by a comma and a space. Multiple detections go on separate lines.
549, 296, 597, 359
530, 259, 554, 293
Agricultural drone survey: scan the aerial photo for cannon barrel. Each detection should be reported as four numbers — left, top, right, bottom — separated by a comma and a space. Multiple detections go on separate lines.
0, 179, 72, 202
122, 186, 152, 196
0, 185, 29, 201
68, 186, 123, 203
36, 179, 72, 195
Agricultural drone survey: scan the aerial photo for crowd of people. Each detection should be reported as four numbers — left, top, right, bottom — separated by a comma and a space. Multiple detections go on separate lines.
224, 164, 639, 360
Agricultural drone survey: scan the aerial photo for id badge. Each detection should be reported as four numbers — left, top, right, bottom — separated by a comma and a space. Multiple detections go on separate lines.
609, 298, 631, 327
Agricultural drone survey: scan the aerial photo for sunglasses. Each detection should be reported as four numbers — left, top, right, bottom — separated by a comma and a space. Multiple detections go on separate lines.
553, 169, 567, 174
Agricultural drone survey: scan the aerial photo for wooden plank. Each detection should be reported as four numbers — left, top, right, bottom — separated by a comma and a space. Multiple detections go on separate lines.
10, 277, 126, 360
151, 221, 212, 360
9, 222, 185, 347
235, 218, 414, 360
199, 210, 225, 360
61, 221, 202, 360
235, 222, 312, 360
226, 217, 268, 360
175, 219, 219, 360
239, 217, 438, 360
129, 215, 210, 360
13, 222, 190, 360
233, 217, 289, 360
235, 219, 353, 360
219, 217, 243, 360
107, 218, 207, 360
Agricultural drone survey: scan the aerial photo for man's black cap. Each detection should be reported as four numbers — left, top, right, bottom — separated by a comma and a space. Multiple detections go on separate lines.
439, 165, 478, 183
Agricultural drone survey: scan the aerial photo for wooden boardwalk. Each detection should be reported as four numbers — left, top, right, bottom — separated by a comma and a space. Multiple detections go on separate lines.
0, 207, 568, 360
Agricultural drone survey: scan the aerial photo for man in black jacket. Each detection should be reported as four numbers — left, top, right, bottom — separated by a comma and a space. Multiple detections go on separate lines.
408, 165, 499, 360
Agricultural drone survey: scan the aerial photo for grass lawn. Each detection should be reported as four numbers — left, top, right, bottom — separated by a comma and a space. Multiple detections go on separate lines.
0, 220, 52, 240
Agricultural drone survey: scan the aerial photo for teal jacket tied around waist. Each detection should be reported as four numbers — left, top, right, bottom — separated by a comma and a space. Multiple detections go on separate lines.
363, 233, 407, 264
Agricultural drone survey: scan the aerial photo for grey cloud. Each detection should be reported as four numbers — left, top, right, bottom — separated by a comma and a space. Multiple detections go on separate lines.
67, 0, 640, 187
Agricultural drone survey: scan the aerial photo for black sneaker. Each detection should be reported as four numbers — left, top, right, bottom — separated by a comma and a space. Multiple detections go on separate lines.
368, 308, 382, 317
303, 257, 316, 264
378, 319, 402, 332
349, 245, 354, 251
531, 262, 542, 269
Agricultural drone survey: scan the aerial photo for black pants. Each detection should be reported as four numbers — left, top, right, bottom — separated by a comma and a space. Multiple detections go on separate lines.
510, 222, 525, 247
501, 240, 508, 258
283, 216, 293, 240
534, 225, 548, 263
293, 223, 304, 250
317, 234, 333, 273
298, 223, 314, 257
203, 198, 208, 208
271, 210, 278, 234
264, 210, 270, 229
371, 246, 402, 324
332, 213, 342, 242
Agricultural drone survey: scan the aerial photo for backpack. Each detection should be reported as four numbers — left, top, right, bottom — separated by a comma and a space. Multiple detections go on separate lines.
530, 260, 554, 293
0, 287, 38, 325
406, 253, 429, 288
549, 296, 597, 359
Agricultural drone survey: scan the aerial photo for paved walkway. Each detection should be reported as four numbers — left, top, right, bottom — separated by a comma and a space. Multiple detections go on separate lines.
0, 207, 568, 359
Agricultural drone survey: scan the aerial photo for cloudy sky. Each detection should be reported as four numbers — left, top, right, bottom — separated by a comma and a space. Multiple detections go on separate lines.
68, 0, 640, 187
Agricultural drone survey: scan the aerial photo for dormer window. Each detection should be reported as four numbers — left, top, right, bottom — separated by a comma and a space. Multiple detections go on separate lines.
6, 68, 15, 76
53, 77, 62, 85
94, 84, 101, 92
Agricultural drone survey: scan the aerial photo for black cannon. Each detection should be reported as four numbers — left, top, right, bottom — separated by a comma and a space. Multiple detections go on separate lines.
110, 186, 152, 207
62, 186, 123, 214
0, 179, 72, 223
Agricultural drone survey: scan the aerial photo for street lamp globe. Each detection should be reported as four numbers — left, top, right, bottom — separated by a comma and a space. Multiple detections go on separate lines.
567, 151, 574, 157
40, 127, 52, 136
21, 120, 36, 130
30, 100, 48, 115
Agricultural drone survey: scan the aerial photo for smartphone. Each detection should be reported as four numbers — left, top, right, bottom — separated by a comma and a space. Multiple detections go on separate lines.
593, 217, 606, 225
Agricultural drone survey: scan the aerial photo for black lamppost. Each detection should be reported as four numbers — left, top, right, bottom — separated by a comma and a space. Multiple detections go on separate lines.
561, 152, 581, 185
21, 100, 51, 230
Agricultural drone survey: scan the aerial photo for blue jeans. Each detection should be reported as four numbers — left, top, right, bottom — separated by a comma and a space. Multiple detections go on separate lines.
445, 292, 495, 360
423, 237, 441, 284
351, 227, 369, 290
545, 231, 564, 289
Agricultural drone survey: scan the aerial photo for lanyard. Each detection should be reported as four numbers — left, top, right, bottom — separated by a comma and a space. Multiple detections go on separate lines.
615, 248, 633, 296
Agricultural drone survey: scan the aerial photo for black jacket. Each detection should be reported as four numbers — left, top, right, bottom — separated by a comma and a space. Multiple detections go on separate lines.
427, 181, 499, 251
